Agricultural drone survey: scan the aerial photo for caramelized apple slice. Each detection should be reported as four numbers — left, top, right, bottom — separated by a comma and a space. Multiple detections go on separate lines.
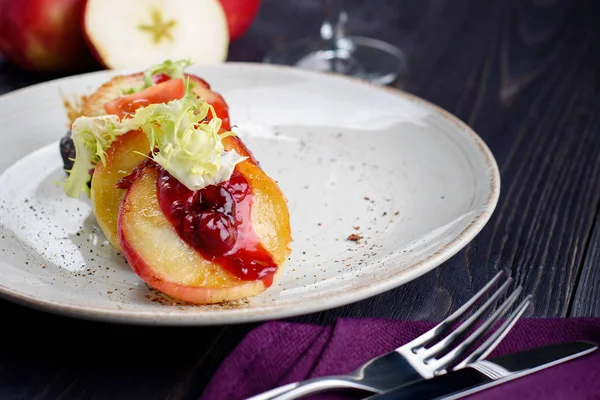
91, 130, 149, 250
81, 72, 230, 122
118, 165, 291, 304
104, 78, 185, 119
82, 73, 146, 117
191, 81, 231, 131
236, 160, 292, 267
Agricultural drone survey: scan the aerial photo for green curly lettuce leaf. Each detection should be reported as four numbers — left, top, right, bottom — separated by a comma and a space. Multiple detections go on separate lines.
63, 115, 132, 198
143, 59, 193, 88
63, 96, 245, 198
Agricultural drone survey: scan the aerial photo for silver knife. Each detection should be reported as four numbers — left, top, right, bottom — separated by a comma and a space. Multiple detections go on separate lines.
365, 340, 598, 400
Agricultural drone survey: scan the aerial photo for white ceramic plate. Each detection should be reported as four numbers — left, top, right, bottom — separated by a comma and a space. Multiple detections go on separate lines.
0, 63, 499, 325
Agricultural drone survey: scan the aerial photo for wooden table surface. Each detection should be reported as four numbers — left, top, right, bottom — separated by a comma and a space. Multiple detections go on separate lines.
1, 0, 600, 399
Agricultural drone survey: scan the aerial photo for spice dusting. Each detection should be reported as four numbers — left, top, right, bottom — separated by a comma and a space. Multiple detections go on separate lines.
347, 233, 363, 242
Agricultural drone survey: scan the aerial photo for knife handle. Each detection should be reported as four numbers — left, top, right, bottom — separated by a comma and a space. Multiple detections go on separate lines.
365, 368, 490, 400
247, 376, 369, 400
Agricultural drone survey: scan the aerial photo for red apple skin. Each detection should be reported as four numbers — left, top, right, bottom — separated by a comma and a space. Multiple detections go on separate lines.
120, 233, 278, 304
219, 0, 261, 41
80, 0, 108, 69
0, 0, 95, 72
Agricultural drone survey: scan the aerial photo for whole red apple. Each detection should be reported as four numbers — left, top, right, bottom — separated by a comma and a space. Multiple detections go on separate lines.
0, 0, 95, 72
219, 0, 261, 41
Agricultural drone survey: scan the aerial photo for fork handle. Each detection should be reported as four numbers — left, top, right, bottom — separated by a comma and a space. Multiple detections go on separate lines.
246, 382, 299, 400
247, 376, 374, 400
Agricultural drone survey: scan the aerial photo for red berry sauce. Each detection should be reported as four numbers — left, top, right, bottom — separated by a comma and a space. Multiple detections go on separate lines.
156, 168, 277, 286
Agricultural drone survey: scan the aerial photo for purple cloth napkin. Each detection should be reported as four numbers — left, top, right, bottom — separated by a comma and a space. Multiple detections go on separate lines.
200, 318, 600, 400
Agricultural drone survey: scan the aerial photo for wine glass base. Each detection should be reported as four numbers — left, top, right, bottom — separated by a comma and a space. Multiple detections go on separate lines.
263, 36, 407, 86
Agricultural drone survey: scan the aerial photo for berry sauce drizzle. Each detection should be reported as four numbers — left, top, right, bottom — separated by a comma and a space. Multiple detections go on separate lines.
156, 168, 277, 286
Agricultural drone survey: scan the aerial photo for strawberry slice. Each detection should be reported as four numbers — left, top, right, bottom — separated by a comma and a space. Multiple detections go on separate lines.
104, 78, 185, 119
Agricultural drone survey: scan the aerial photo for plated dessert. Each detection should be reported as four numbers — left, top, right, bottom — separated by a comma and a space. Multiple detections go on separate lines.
0, 62, 498, 324
60, 59, 292, 304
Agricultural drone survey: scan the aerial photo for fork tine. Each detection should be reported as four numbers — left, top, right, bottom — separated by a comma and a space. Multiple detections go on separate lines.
452, 294, 533, 370
429, 286, 524, 374
408, 271, 505, 351
420, 277, 513, 358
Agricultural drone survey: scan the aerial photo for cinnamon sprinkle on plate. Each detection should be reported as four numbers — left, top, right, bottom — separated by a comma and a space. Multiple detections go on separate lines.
347, 233, 363, 242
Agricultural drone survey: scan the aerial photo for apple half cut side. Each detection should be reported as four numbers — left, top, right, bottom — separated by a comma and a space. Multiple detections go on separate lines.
83, 0, 229, 69
118, 165, 291, 304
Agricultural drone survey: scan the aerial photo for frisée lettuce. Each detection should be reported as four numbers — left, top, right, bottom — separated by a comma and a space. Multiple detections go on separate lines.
143, 59, 193, 89
62, 94, 246, 198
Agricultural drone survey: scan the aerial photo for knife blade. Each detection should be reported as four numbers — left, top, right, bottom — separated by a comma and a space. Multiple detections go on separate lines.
364, 340, 598, 400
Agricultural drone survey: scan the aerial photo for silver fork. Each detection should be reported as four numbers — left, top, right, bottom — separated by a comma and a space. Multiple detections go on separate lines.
247, 271, 532, 400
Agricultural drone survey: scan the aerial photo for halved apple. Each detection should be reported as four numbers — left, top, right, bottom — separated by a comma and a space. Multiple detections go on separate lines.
118, 162, 291, 304
83, 0, 229, 69
91, 130, 149, 250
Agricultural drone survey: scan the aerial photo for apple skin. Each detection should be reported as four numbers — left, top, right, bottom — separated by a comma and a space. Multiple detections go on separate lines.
0, 0, 95, 72
218, 0, 261, 41
80, 0, 108, 69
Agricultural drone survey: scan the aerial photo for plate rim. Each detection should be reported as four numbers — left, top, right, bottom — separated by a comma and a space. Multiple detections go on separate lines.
0, 62, 501, 325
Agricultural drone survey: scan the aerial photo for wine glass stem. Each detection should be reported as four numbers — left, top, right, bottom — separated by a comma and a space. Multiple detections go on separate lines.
320, 0, 347, 61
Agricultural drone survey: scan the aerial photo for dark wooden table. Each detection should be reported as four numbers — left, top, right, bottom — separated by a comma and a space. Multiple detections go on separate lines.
1, 0, 600, 399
